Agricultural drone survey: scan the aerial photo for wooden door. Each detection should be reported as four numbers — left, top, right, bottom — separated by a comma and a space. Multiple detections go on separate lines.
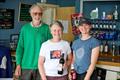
56, 7, 75, 42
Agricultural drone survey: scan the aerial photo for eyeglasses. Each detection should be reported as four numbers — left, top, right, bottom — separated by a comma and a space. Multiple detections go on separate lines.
32, 12, 42, 16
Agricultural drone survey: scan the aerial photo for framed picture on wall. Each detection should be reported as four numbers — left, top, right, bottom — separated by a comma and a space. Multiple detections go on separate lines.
0, 8, 14, 29
10, 34, 19, 50
18, 3, 32, 21
10, 34, 19, 43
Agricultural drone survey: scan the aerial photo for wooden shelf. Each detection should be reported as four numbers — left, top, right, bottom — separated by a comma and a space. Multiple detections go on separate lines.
11, 50, 16, 56
99, 53, 120, 60
98, 53, 120, 67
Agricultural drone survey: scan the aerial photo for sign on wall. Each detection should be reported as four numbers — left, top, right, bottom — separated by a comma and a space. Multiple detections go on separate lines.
0, 8, 14, 29
19, 3, 32, 21
0, 0, 5, 2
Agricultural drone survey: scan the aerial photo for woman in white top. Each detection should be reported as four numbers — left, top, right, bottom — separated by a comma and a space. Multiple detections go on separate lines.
38, 21, 72, 80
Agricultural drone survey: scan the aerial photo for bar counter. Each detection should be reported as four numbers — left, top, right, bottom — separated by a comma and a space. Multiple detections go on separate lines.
96, 54, 120, 80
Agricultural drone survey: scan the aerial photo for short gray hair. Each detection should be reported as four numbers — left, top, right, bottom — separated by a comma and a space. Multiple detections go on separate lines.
29, 3, 43, 13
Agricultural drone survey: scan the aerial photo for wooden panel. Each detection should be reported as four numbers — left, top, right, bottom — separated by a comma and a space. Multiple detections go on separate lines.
56, 7, 75, 42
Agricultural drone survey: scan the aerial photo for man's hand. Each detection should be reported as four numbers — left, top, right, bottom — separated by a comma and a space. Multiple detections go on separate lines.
15, 65, 21, 76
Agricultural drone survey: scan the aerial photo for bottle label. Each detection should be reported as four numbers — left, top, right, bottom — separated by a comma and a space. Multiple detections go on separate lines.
104, 46, 108, 52
100, 45, 103, 53
57, 64, 62, 71
71, 70, 76, 80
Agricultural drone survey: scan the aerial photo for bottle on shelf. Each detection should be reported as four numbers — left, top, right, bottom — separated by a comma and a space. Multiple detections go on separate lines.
58, 54, 65, 75
99, 21, 103, 29
70, 64, 76, 80
92, 23, 95, 29
104, 41, 109, 54
113, 5, 118, 20
95, 21, 99, 29
103, 21, 107, 29
102, 11, 106, 20
112, 21, 116, 29
105, 21, 109, 29
111, 42, 116, 56
109, 21, 113, 29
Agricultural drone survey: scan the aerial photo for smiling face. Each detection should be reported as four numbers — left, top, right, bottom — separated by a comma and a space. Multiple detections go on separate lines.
30, 5, 43, 23
50, 24, 63, 40
78, 23, 92, 34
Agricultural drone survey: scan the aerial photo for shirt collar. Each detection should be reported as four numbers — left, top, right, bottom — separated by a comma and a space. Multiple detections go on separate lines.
30, 22, 42, 27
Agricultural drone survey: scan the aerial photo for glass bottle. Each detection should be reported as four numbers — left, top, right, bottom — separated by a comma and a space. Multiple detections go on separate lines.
112, 21, 116, 29
100, 43, 104, 54
58, 54, 65, 75
102, 11, 106, 20
113, 5, 118, 20
70, 64, 76, 80
104, 41, 109, 54
112, 42, 116, 56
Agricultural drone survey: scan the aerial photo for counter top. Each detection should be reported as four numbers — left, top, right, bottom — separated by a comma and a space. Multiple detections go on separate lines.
97, 60, 120, 67
96, 60, 120, 72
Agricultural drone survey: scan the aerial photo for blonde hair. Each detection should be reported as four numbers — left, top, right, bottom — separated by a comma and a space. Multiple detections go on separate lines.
50, 21, 64, 31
